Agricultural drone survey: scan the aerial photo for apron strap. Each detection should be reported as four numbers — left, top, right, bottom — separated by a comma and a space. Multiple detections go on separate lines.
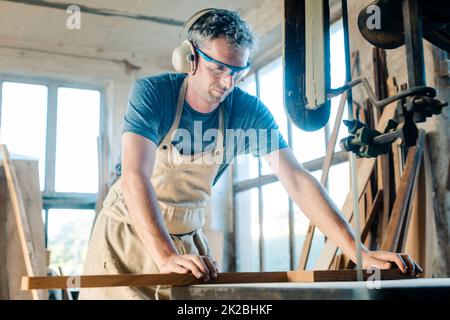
161, 77, 188, 146
160, 76, 226, 154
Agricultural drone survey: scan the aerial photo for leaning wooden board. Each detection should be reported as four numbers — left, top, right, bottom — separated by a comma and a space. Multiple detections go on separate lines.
23, 270, 417, 290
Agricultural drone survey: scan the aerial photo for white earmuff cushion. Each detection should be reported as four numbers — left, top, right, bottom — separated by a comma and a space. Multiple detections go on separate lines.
172, 40, 196, 74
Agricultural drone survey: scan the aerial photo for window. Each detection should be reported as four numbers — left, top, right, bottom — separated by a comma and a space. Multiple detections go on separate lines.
234, 20, 348, 271
55, 87, 100, 193
0, 77, 102, 275
47, 209, 96, 275
0, 82, 48, 190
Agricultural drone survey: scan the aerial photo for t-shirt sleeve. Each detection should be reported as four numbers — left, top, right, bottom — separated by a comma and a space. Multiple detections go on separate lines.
122, 78, 163, 145
249, 97, 289, 157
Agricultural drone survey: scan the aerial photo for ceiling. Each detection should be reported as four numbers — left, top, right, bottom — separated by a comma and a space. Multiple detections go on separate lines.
0, 0, 282, 72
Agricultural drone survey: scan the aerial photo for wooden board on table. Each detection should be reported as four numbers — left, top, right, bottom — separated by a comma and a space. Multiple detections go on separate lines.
287, 269, 416, 282
22, 269, 417, 290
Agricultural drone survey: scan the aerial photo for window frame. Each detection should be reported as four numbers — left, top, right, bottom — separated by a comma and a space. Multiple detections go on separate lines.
0, 73, 106, 247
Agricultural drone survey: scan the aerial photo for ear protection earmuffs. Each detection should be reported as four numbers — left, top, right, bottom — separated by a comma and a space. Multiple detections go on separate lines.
172, 8, 218, 75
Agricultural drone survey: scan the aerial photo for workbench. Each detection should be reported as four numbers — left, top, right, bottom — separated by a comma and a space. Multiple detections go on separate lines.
171, 278, 450, 299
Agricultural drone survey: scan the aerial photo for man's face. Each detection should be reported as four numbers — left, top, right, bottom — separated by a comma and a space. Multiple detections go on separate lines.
191, 37, 250, 104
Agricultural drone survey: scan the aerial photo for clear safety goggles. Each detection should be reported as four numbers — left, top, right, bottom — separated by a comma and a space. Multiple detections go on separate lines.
195, 47, 251, 81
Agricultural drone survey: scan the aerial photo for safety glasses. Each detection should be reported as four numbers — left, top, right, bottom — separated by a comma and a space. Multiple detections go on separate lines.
195, 47, 251, 81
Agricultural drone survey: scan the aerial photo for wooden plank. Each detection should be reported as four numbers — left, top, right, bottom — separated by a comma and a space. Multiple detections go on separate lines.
22, 272, 289, 290
423, 140, 436, 278
398, 149, 423, 253
288, 269, 416, 282
361, 189, 383, 243
403, 160, 424, 269
364, 182, 374, 247
1, 145, 46, 300
0, 165, 9, 300
392, 143, 402, 192
314, 102, 397, 270
5, 159, 48, 300
22, 269, 417, 290
380, 131, 425, 252
345, 190, 383, 269
357, 192, 366, 234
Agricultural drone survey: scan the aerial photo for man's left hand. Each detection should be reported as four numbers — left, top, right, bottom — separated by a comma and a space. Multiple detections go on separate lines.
362, 251, 423, 275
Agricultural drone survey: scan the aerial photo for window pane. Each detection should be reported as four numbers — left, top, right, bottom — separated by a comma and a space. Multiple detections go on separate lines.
233, 154, 259, 183
261, 181, 290, 271
293, 203, 326, 270
47, 209, 95, 275
329, 20, 349, 152
328, 161, 350, 210
0, 82, 48, 190
55, 87, 100, 193
291, 126, 326, 164
330, 20, 346, 89
259, 58, 287, 138
258, 58, 287, 175
238, 73, 256, 96
292, 170, 325, 270
235, 189, 260, 272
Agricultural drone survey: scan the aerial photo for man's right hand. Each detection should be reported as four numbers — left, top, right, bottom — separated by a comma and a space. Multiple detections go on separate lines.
158, 254, 219, 282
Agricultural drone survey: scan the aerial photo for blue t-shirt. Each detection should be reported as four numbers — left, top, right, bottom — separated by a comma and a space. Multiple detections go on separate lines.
118, 72, 288, 185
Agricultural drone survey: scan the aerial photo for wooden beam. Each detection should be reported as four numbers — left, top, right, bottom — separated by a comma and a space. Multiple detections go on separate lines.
3, 0, 184, 26
423, 140, 436, 277
22, 269, 417, 290
381, 131, 425, 252
0, 166, 9, 300
361, 189, 383, 242
345, 189, 383, 269
1, 145, 46, 300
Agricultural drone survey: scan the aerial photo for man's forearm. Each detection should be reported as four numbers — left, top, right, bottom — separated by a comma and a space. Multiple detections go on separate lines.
288, 169, 369, 262
121, 173, 178, 267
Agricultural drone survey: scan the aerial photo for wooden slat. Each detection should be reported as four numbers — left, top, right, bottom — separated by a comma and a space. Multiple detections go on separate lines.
381, 131, 425, 252
392, 143, 403, 192
23, 272, 288, 290
22, 269, 417, 290
0, 166, 9, 300
1, 145, 46, 300
364, 182, 374, 247
423, 141, 436, 277
397, 158, 422, 253
345, 190, 383, 269
361, 189, 383, 242
289, 269, 415, 282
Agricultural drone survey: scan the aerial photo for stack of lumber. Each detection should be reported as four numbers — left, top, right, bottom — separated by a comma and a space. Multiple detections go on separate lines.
0, 148, 47, 299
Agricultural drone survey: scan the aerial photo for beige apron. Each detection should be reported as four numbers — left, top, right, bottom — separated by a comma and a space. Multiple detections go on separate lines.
79, 77, 224, 300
